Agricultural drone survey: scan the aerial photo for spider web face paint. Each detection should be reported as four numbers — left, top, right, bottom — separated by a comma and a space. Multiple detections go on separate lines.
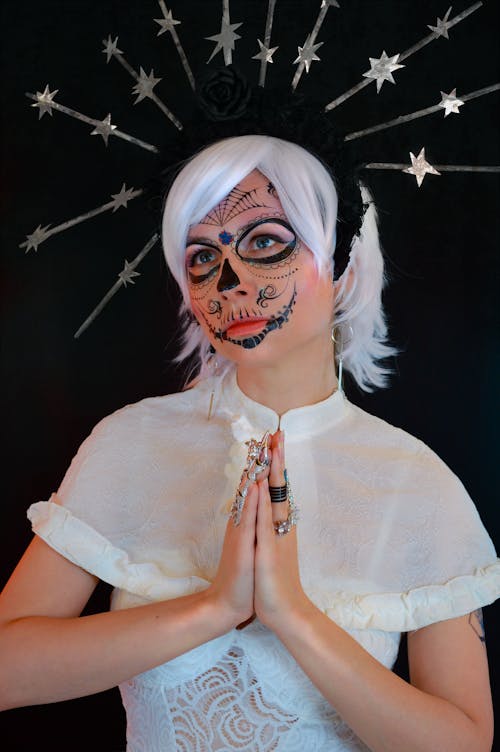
200, 186, 274, 226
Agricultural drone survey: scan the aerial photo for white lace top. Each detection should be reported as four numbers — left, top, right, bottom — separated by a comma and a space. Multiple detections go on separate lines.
28, 371, 500, 751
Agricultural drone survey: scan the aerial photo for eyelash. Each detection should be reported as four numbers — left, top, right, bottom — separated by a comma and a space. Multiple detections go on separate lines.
186, 248, 218, 267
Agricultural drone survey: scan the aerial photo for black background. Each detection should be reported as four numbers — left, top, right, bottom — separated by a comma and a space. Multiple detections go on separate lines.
1, 1, 499, 749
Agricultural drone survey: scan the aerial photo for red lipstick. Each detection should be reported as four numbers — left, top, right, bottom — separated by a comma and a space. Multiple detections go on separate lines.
225, 318, 268, 338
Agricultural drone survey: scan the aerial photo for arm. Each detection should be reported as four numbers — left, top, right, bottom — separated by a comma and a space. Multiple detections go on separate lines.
270, 600, 493, 752
254, 433, 494, 752
0, 481, 259, 710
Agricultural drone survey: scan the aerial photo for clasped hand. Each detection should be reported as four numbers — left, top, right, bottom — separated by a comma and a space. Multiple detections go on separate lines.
209, 431, 310, 632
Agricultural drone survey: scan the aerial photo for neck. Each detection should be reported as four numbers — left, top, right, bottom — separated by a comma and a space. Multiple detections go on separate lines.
236, 336, 338, 416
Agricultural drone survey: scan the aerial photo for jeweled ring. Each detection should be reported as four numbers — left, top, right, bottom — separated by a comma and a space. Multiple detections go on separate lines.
231, 430, 271, 526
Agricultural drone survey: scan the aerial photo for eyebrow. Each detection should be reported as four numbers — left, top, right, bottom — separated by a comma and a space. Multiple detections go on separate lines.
185, 236, 220, 248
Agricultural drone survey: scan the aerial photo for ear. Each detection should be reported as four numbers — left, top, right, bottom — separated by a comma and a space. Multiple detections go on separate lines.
333, 265, 355, 296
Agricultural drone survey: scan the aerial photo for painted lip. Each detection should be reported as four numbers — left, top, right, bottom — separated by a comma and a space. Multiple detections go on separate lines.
224, 318, 269, 338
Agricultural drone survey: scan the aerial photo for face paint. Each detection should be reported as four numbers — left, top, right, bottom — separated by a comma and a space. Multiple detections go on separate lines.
218, 230, 233, 245
217, 258, 240, 293
198, 284, 298, 350
200, 186, 273, 226
186, 217, 299, 283
256, 284, 280, 308
185, 171, 324, 357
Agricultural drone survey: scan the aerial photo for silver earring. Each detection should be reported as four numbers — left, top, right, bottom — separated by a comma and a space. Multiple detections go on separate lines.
207, 347, 219, 420
331, 325, 353, 395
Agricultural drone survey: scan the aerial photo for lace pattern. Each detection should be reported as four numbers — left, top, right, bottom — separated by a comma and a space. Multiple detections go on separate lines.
119, 623, 394, 751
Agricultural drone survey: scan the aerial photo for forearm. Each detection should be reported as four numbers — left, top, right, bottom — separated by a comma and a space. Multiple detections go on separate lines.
274, 602, 485, 752
0, 589, 228, 710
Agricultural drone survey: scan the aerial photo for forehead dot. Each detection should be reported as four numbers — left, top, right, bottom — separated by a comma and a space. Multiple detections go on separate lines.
218, 230, 234, 245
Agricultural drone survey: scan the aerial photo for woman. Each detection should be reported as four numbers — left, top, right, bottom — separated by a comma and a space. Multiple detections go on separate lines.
1, 135, 498, 751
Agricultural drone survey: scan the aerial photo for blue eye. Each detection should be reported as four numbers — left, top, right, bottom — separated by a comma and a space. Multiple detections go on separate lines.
186, 245, 221, 285
254, 236, 275, 249
190, 249, 216, 266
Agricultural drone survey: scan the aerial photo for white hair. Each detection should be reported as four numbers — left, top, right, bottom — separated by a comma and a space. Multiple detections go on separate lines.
161, 135, 396, 391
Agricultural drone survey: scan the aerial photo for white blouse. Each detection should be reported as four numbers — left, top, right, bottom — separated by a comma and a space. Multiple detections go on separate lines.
28, 370, 500, 751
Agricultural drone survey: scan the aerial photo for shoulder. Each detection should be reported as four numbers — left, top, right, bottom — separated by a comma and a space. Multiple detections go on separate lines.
344, 400, 445, 472
87, 380, 213, 442
342, 400, 484, 517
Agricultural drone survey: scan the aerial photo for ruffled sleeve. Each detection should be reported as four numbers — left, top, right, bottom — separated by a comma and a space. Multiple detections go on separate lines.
26, 392, 216, 601
28, 496, 210, 600
308, 562, 500, 631
294, 418, 500, 633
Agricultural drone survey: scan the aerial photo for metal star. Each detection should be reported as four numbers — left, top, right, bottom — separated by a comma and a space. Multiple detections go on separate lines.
31, 85, 58, 119
428, 7, 452, 39
118, 260, 141, 287
110, 184, 137, 211
206, 17, 242, 65
154, 7, 181, 35
102, 35, 123, 63
132, 68, 162, 103
294, 35, 323, 73
439, 88, 464, 117
403, 148, 441, 187
90, 114, 117, 145
24, 224, 51, 253
363, 51, 405, 93
321, 0, 340, 7
252, 39, 278, 64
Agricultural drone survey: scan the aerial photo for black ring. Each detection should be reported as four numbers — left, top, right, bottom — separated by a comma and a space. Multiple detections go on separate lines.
269, 484, 287, 503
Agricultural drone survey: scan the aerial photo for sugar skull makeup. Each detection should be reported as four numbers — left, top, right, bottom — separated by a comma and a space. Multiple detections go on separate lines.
185, 170, 334, 356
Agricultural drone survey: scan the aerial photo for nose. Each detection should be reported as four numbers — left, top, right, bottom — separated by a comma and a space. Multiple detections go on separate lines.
217, 258, 247, 296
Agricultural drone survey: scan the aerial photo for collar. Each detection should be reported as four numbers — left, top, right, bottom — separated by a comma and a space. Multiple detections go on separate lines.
219, 368, 350, 441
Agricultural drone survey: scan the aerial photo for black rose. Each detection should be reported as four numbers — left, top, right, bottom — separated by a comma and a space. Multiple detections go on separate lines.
197, 67, 251, 122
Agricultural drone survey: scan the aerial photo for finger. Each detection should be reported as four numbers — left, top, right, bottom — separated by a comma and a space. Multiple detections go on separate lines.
230, 481, 258, 535
269, 431, 285, 486
256, 477, 274, 544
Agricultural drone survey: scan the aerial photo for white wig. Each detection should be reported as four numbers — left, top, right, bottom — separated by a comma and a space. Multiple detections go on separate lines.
162, 135, 396, 391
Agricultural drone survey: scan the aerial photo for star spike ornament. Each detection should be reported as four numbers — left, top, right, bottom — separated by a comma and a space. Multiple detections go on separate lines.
428, 6, 453, 39
256, 0, 279, 87
345, 83, 499, 141
154, 7, 180, 35
132, 67, 162, 104
31, 85, 59, 119
110, 184, 139, 211
253, 39, 278, 65
26, 91, 159, 153
102, 36, 182, 129
403, 148, 441, 187
74, 233, 159, 339
206, 0, 242, 66
294, 35, 323, 74
291, 0, 340, 90
363, 51, 405, 93
439, 88, 465, 116
102, 35, 123, 63
118, 259, 141, 287
23, 224, 52, 253
19, 186, 143, 253
154, 1, 195, 90
324, 3, 482, 111
90, 114, 117, 145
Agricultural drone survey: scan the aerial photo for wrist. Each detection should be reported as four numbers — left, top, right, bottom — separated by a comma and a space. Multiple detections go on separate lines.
202, 586, 250, 634
263, 594, 318, 637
